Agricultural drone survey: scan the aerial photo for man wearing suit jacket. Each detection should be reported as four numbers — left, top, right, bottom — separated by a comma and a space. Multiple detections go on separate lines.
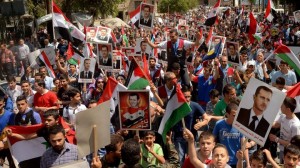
227, 43, 239, 64
236, 85, 272, 137
99, 45, 112, 66
113, 59, 121, 69
139, 5, 152, 27
136, 41, 150, 60
97, 28, 109, 42
80, 59, 93, 79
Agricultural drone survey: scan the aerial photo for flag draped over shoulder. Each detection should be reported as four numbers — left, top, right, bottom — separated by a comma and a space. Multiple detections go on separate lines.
98, 77, 127, 116
52, 1, 85, 44
274, 45, 300, 76
158, 84, 192, 143
204, 0, 220, 26
39, 51, 56, 78
59, 116, 76, 144
7, 124, 47, 167
125, 58, 150, 90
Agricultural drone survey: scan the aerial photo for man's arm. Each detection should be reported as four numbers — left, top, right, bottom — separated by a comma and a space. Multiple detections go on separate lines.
145, 36, 159, 48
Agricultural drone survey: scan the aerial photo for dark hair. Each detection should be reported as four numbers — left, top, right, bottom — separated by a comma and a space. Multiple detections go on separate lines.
199, 131, 215, 142
226, 102, 239, 114
59, 74, 68, 81
43, 109, 59, 120
121, 139, 141, 167
283, 97, 297, 113
254, 86, 273, 96
223, 84, 235, 96
143, 5, 151, 10
280, 60, 288, 65
250, 150, 267, 166
169, 29, 178, 36
35, 72, 43, 77
39, 66, 46, 71
209, 89, 219, 98
290, 135, 300, 149
143, 130, 155, 137
149, 57, 156, 62
105, 134, 124, 153
284, 144, 300, 157
181, 85, 190, 93
53, 78, 60, 84
212, 143, 228, 156
227, 43, 236, 49
88, 99, 98, 106
140, 40, 147, 46
68, 88, 81, 98
275, 77, 286, 86
21, 80, 30, 85
84, 58, 91, 63
35, 80, 46, 89
0, 96, 5, 102
129, 93, 140, 100
16, 95, 27, 103
101, 45, 108, 50
6, 76, 16, 83
48, 124, 65, 136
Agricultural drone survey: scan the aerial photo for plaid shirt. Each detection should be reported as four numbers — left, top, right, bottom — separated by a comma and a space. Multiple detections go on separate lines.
40, 142, 78, 168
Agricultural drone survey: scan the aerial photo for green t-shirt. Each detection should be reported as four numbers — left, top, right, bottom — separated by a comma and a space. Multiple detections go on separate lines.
213, 99, 227, 116
140, 143, 164, 168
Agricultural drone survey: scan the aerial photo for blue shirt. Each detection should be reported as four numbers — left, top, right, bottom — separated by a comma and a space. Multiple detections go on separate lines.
271, 70, 297, 86
8, 108, 42, 126
0, 110, 13, 132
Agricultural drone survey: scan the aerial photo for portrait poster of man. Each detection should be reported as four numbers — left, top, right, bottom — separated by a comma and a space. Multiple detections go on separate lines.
294, 10, 300, 23
232, 78, 286, 146
139, 3, 154, 28
210, 36, 226, 55
97, 43, 113, 69
86, 27, 97, 43
135, 38, 151, 60
178, 19, 187, 25
112, 50, 122, 71
78, 58, 96, 83
226, 41, 240, 65
177, 25, 189, 39
95, 26, 111, 43
118, 90, 151, 130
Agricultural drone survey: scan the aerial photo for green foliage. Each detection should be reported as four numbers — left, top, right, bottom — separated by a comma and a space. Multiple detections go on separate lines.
159, 0, 198, 13
26, 0, 46, 18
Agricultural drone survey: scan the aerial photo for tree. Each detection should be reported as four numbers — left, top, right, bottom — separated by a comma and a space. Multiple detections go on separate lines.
159, 0, 198, 14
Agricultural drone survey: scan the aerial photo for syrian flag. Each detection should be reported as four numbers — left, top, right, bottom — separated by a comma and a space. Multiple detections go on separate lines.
274, 44, 300, 76
129, 5, 141, 28
235, 5, 244, 26
265, 0, 274, 22
8, 124, 47, 167
158, 84, 192, 143
247, 12, 258, 44
206, 27, 214, 49
286, 82, 300, 114
59, 116, 76, 144
52, 1, 85, 45
66, 43, 84, 65
98, 77, 127, 116
204, 0, 220, 26
125, 58, 150, 90
39, 51, 56, 78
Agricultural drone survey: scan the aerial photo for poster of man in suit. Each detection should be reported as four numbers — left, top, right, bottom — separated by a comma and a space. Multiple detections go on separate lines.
294, 10, 300, 23
95, 26, 111, 43
86, 27, 97, 43
97, 43, 113, 69
112, 50, 122, 71
135, 38, 151, 60
233, 78, 286, 146
139, 3, 154, 28
226, 41, 239, 65
210, 36, 226, 55
177, 25, 189, 39
78, 58, 96, 83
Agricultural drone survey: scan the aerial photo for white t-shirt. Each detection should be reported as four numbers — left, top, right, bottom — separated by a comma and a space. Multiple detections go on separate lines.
63, 104, 87, 126
276, 114, 300, 151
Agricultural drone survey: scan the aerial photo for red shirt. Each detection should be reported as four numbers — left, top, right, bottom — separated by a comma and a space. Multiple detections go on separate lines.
33, 90, 59, 108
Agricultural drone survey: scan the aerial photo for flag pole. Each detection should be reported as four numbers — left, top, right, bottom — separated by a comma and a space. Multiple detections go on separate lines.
261, 51, 274, 64
181, 119, 186, 129
93, 125, 97, 158
51, 0, 56, 40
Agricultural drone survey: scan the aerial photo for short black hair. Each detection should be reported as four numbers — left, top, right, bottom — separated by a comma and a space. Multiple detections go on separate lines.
223, 84, 235, 96
43, 109, 59, 120
21, 80, 30, 86
48, 124, 65, 136
68, 88, 81, 98
169, 29, 178, 36
16, 95, 27, 103
6, 76, 16, 83
35, 80, 46, 89
59, 74, 68, 81
226, 102, 239, 114
209, 89, 219, 98
121, 139, 141, 167
290, 135, 300, 149
284, 144, 300, 157
283, 97, 297, 113
105, 134, 124, 153
0, 96, 5, 102
129, 93, 140, 100
250, 150, 267, 166
275, 77, 285, 85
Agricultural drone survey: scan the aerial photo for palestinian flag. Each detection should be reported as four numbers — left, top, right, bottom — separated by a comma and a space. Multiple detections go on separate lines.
274, 44, 300, 76
39, 51, 56, 78
247, 12, 258, 44
129, 5, 141, 28
66, 43, 84, 65
98, 77, 127, 116
125, 58, 150, 90
52, 1, 85, 45
265, 0, 274, 22
7, 124, 47, 167
204, 0, 220, 26
158, 84, 192, 143
286, 82, 300, 114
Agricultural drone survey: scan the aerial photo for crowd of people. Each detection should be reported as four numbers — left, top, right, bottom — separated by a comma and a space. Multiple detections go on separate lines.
0, 3, 300, 168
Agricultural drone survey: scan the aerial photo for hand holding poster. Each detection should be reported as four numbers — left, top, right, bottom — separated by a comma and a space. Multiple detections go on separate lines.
232, 78, 286, 146
139, 3, 154, 29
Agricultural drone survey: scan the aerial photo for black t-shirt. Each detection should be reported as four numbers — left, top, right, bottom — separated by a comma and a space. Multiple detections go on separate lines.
36, 126, 50, 144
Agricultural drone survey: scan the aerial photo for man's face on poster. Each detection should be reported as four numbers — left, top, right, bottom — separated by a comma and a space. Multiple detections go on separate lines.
141, 42, 147, 51
253, 89, 272, 114
100, 29, 107, 37
143, 6, 150, 19
214, 38, 221, 44
295, 12, 300, 21
228, 45, 235, 56
129, 95, 139, 107
180, 26, 186, 34
84, 59, 91, 70
101, 46, 108, 58
90, 29, 96, 37
125, 49, 132, 56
